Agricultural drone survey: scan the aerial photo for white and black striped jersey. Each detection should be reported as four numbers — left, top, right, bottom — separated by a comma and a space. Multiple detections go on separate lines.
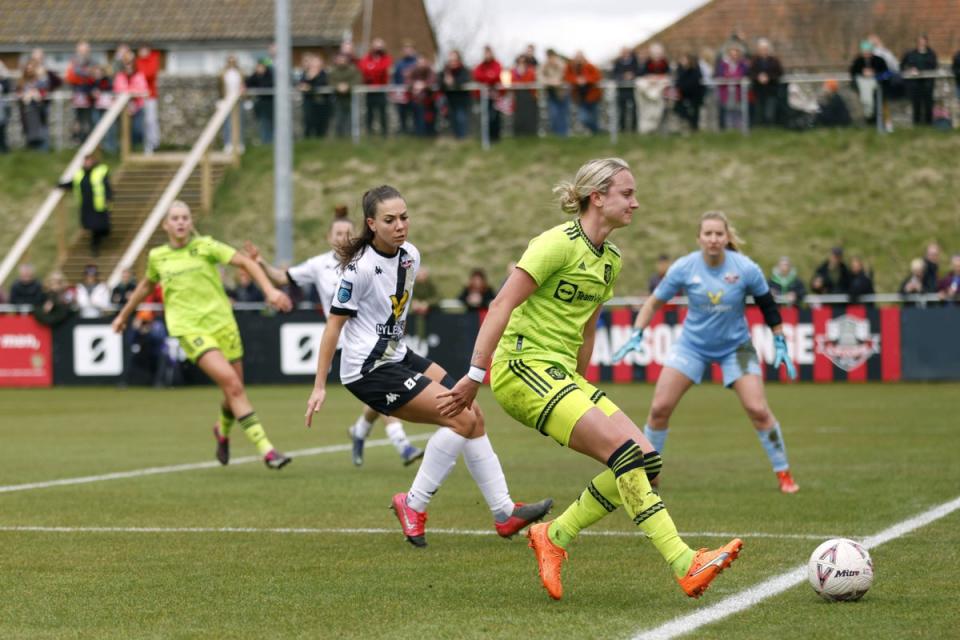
330, 242, 420, 384
286, 249, 340, 317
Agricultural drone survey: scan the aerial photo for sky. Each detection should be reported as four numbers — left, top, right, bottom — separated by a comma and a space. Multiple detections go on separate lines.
423, 0, 710, 65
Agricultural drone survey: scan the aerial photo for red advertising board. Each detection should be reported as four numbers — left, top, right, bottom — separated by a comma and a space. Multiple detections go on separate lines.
588, 305, 901, 383
0, 315, 53, 387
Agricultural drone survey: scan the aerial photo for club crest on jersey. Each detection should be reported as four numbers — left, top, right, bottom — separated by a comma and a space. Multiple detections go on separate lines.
604, 264, 612, 284
337, 280, 353, 303
390, 290, 410, 319
400, 256, 414, 269
707, 290, 723, 305
723, 272, 740, 284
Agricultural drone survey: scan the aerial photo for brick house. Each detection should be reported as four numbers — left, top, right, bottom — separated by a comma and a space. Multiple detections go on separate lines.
637, 0, 960, 70
0, 0, 436, 73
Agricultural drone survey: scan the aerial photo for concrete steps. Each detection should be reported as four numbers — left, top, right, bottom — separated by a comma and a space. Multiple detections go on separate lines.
58, 153, 231, 283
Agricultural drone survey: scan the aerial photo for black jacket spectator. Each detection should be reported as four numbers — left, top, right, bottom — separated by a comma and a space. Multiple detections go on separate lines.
813, 250, 851, 294
849, 55, 889, 88
901, 39, 938, 125
111, 273, 137, 305
848, 259, 875, 302
9, 266, 44, 306
953, 50, 960, 92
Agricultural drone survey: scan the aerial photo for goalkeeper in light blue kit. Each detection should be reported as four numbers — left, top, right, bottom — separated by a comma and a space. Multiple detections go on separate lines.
614, 211, 800, 493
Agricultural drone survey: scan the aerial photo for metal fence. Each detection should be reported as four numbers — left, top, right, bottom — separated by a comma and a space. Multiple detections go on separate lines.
1, 70, 956, 152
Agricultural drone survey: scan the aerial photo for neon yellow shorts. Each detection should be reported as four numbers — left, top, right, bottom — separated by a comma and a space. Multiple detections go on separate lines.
490, 358, 620, 447
178, 323, 244, 363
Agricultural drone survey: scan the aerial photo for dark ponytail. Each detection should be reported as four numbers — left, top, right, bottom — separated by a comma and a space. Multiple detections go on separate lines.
336, 185, 403, 269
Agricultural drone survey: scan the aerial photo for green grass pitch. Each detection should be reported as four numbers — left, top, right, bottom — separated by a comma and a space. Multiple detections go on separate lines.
1, 383, 958, 639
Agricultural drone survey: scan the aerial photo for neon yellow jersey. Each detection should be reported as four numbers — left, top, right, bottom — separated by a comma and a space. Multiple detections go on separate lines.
494, 219, 622, 373
146, 235, 237, 336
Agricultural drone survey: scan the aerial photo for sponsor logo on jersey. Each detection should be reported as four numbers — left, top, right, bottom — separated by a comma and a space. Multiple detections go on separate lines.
553, 280, 579, 302
375, 321, 406, 338
545, 366, 566, 380
390, 290, 410, 319
604, 263, 612, 284
815, 314, 880, 371
337, 280, 353, 303
574, 290, 602, 303
707, 290, 723, 305
723, 272, 740, 284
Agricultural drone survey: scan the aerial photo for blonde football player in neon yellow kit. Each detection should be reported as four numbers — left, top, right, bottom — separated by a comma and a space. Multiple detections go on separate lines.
112, 201, 294, 469
439, 158, 742, 600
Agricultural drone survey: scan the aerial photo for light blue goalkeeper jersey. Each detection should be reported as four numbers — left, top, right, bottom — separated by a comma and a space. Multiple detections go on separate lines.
653, 249, 769, 359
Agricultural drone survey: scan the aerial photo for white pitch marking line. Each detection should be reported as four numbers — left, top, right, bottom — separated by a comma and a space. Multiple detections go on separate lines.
0, 433, 431, 494
633, 495, 960, 640
0, 525, 845, 541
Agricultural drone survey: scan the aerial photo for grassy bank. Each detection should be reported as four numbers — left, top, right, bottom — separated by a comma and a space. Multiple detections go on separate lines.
3, 130, 958, 294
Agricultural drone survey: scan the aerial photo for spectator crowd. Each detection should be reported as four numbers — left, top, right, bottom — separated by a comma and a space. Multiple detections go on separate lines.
3, 32, 958, 152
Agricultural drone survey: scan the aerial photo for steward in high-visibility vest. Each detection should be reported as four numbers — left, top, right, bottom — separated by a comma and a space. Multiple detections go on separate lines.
60, 153, 113, 256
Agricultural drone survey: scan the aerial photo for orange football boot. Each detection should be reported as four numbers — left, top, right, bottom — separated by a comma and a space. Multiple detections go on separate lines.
677, 538, 743, 598
526, 522, 568, 600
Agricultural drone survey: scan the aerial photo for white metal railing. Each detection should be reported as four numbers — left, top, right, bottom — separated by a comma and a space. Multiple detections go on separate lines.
106, 89, 242, 288
0, 92, 132, 288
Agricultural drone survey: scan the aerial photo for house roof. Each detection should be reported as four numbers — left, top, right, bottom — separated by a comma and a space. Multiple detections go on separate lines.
639, 0, 960, 69
0, 0, 362, 47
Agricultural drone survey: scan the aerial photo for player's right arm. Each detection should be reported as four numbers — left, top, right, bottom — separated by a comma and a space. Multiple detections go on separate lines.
305, 312, 348, 427
111, 277, 157, 333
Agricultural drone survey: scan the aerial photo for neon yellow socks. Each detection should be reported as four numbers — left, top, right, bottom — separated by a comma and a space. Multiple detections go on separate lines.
608, 441, 694, 577
218, 405, 236, 438
549, 469, 621, 548
238, 412, 274, 457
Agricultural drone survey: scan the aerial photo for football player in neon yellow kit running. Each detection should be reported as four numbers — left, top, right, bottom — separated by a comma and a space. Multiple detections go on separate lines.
439, 158, 742, 600
112, 200, 294, 469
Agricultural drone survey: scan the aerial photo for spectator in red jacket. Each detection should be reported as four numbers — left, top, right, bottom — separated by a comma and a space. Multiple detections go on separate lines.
357, 38, 392, 137
65, 40, 96, 142
136, 45, 161, 153
511, 55, 538, 136
564, 51, 603, 134
473, 45, 503, 142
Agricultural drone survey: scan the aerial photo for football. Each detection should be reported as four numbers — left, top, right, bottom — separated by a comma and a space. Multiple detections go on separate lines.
808, 538, 874, 601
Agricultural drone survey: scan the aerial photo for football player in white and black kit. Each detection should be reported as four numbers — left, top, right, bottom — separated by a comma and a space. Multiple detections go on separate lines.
305, 185, 552, 548
245, 211, 423, 467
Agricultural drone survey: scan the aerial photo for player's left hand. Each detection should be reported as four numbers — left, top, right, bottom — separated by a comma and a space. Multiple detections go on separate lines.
611, 328, 644, 363
772, 333, 797, 379
305, 386, 326, 428
437, 376, 480, 418
266, 288, 293, 313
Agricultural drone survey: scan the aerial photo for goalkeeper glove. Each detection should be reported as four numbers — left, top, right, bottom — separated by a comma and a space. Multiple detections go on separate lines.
772, 333, 797, 380
612, 328, 643, 364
